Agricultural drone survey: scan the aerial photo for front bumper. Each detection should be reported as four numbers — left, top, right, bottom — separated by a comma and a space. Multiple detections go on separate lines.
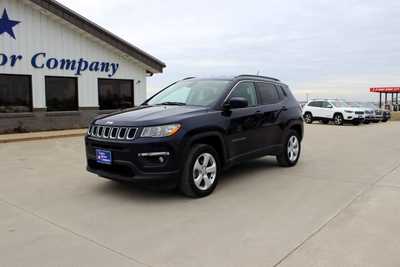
344, 115, 364, 122
85, 136, 182, 183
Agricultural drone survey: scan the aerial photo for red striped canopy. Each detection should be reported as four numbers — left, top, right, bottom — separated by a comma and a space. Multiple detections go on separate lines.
370, 87, 400, 93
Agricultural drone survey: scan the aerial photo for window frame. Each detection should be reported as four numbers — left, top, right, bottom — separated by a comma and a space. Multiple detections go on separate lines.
98, 78, 135, 110
0, 73, 33, 113
45, 75, 79, 112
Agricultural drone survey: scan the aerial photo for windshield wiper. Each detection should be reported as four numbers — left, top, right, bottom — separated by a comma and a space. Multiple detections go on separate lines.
157, 102, 187, 106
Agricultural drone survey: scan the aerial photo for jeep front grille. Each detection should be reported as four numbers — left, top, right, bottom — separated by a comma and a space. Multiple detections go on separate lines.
355, 111, 364, 115
88, 125, 138, 140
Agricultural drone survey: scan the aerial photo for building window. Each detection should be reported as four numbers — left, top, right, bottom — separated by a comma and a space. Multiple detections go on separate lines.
45, 76, 78, 112
98, 79, 134, 110
0, 74, 32, 113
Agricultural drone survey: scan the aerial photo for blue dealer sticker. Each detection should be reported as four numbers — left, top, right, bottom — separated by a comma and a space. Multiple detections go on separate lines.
96, 149, 112, 165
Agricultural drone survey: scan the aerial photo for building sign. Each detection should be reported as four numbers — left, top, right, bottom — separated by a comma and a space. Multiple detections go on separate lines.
0, 8, 120, 77
0, 52, 120, 77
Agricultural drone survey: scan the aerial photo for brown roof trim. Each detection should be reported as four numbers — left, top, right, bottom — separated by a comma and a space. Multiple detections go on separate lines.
28, 0, 166, 73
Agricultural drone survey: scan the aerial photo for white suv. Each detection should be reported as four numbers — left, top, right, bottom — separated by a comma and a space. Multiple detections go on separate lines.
302, 99, 365, 126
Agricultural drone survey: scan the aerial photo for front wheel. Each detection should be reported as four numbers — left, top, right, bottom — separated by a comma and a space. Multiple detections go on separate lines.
180, 144, 220, 198
277, 130, 301, 167
334, 114, 344, 126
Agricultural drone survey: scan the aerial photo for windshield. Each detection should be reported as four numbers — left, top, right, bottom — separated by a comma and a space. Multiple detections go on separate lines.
331, 101, 349, 108
146, 80, 231, 107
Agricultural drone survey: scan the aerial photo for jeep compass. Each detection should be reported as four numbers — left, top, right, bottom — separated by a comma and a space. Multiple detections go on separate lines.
85, 75, 304, 198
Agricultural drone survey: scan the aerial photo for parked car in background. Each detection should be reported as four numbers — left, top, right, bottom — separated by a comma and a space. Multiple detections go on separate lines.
365, 103, 391, 123
382, 109, 391, 122
302, 99, 365, 126
365, 103, 383, 123
350, 102, 374, 124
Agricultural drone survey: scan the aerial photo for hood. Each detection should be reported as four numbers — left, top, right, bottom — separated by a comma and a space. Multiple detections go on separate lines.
94, 105, 210, 127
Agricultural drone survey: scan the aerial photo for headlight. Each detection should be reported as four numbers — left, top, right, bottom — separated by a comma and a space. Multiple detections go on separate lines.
344, 110, 354, 113
141, 124, 182, 138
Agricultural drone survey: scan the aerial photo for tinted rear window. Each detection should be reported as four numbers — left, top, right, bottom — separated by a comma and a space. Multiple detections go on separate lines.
308, 101, 322, 107
256, 82, 280, 105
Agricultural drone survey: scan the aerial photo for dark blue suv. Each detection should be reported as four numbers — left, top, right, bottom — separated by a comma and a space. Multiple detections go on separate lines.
85, 75, 304, 198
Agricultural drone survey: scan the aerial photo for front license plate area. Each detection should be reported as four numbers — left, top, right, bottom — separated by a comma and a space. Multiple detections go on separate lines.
96, 149, 112, 165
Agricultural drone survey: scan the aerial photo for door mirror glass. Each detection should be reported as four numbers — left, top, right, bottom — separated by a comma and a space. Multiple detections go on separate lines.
327, 104, 333, 108
226, 97, 249, 109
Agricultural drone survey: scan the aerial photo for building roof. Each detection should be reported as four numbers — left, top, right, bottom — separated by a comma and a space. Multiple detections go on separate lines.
370, 87, 400, 93
28, 0, 166, 74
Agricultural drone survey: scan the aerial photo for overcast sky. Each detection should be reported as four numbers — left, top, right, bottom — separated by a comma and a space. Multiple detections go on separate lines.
60, 0, 400, 101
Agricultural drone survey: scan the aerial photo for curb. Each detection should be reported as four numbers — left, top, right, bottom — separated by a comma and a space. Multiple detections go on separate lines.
0, 131, 86, 144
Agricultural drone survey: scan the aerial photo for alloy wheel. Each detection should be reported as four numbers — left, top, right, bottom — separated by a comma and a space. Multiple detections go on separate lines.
334, 115, 343, 125
192, 153, 217, 191
287, 136, 300, 162
304, 114, 312, 124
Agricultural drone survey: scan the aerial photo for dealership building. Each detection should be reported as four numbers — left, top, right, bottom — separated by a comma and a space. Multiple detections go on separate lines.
0, 0, 165, 134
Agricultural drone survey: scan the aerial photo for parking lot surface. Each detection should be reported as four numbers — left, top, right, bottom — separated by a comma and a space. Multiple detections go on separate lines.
1, 122, 400, 267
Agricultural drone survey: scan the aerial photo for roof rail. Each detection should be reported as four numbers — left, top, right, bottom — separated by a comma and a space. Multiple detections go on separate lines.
236, 74, 280, 82
182, 77, 196, 80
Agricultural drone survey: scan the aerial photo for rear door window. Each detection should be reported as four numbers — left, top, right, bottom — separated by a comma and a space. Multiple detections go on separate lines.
308, 101, 321, 107
256, 82, 281, 105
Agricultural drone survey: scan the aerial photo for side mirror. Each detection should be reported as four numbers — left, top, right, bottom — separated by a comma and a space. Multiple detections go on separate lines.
224, 97, 249, 110
327, 105, 333, 108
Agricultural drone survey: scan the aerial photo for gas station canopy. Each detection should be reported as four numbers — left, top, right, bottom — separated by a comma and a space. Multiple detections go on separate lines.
370, 87, 400, 110
370, 87, 400, 93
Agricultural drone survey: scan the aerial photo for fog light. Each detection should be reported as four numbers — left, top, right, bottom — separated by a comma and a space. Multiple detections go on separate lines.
138, 152, 170, 157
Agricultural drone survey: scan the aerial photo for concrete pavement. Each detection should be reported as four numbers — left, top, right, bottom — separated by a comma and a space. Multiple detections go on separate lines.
0, 122, 399, 267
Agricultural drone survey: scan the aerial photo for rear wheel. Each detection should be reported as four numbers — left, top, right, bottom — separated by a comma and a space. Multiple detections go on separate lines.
277, 130, 301, 167
382, 119, 388, 122
334, 114, 344, 126
180, 144, 220, 198
304, 113, 313, 124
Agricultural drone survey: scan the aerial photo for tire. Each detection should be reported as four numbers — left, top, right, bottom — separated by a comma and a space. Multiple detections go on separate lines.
180, 144, 220, 198
352, 121, 361, 126
334, 113, 344, 126
277, 130, 301, 167
382, 119, 388, 123
363, 120, 370, 124
304, 113, 313, 124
